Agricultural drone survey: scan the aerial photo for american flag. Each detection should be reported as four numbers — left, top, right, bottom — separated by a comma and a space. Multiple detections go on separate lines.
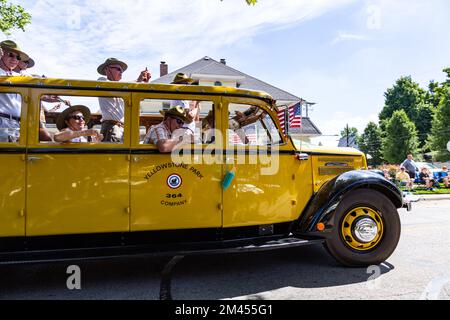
289, 102, 302, 129
277, 108, 287, 134
277, 102, 302, 133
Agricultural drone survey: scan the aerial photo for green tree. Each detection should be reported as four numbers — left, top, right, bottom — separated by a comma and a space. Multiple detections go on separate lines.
426, 68, 449, 108
379, 76, 434, 146
444, 67, 450, 86
0, 0, 31, 35
358, 122, 383, 166
428, 87, 450, 161
382, 110, 419, 163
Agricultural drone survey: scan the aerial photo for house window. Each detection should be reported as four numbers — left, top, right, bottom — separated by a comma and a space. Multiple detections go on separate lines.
214, 81, 222, 86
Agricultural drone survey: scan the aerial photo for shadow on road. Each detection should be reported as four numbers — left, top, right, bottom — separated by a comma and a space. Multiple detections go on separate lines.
0, 244, 395, 300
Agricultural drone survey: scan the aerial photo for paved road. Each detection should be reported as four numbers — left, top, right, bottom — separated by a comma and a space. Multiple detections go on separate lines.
1, 200, 449, 300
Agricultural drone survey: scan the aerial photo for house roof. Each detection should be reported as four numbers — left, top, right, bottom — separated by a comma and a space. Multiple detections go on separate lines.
152, 56, 304, 102
289, 117, 322, 136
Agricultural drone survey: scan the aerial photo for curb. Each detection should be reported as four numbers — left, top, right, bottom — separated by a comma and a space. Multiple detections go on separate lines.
417, 195, 450, 201
403, 193, 450, 203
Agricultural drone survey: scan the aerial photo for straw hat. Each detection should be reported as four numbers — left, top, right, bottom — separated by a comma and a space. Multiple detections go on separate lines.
171, 73, 195, 85
25, 57, 35, 68
97, 58, 128, 75
0, 40, 30, 61
159, 105, 188, 123
56, 105, 91, 130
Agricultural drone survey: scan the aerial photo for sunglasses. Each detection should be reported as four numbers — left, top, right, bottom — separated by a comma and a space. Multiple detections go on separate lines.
171, 117, 184, 125
6, 52, 21, 61
109, 66, 123, 73
68, 115, 85, 121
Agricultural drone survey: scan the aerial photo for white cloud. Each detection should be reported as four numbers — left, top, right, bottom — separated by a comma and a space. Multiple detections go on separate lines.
331, 31, 368, 45
8, 0, 356, 80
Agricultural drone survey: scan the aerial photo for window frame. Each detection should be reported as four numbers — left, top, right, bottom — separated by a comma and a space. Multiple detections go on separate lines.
131, 92, 222, 150
28, 89, 131, 149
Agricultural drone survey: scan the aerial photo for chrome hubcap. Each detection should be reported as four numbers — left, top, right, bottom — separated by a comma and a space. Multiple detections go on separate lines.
353, 218, 378, 243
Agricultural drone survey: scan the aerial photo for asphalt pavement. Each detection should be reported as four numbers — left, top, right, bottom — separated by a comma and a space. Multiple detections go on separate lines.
0, 200, 449, 300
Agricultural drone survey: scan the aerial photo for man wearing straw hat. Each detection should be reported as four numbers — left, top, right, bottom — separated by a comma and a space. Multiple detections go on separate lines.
143, 105, 190, 153
0, 40, 30, 142
97, 58, 151, 143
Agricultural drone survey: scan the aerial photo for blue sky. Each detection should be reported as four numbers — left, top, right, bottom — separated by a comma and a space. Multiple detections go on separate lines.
6, 0, 450, 146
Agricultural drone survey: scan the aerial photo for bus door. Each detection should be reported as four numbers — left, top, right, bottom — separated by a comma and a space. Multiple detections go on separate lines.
130, 94, 222, 231
25, 90, 131, 236
222, 98, 313, 228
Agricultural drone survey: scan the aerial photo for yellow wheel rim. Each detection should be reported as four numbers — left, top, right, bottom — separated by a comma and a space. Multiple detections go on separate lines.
341, 207, 384, 251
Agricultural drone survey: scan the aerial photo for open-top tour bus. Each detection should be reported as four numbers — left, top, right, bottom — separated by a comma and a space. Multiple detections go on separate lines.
0, 76, 405, 266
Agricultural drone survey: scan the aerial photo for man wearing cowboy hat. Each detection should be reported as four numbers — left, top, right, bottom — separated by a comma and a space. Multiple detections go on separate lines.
53, 105, 103, 143
143, 105, 191, 153
0, 40, 30, 142
170, 73, 200, 137
97, 58, 151, 143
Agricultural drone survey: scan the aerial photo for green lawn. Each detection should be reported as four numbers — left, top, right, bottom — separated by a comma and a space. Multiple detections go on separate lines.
399, 183, 450, 195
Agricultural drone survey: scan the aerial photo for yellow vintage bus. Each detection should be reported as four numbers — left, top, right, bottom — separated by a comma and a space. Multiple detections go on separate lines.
0, 76, 405, 266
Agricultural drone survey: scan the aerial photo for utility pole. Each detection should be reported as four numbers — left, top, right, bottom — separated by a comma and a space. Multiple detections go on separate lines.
346, 124, 349, 147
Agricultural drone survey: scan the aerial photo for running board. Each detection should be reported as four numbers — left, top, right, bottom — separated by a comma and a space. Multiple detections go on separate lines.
0, 235, 325, 265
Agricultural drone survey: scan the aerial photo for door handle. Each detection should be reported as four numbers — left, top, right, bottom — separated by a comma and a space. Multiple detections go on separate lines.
27, 156, 42, 163
133, 156, 144, 163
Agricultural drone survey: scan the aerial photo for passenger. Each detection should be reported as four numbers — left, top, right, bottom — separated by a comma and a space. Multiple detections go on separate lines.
97, 58, 151, 143
170, 73, 200, 137
0, 40, 30, 142
229, 106, 265, 144
54, 105, 103, 143
143, 105, 190, 153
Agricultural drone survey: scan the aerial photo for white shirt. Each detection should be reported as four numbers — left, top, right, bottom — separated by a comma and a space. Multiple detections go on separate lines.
97, 77, 124, 122
0, 68, 22, 118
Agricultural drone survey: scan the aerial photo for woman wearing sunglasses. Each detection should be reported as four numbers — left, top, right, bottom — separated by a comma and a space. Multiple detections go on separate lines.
54, 105, 103, 143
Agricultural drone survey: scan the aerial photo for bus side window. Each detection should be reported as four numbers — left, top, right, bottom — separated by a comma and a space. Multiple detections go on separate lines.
0, 93, 22, 143
227, 103, 282, 146
39, 95, 125, 144
139, 99, 215, 145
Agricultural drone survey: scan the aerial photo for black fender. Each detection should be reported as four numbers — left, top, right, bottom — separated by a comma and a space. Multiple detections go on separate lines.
294, 170, 403, 238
